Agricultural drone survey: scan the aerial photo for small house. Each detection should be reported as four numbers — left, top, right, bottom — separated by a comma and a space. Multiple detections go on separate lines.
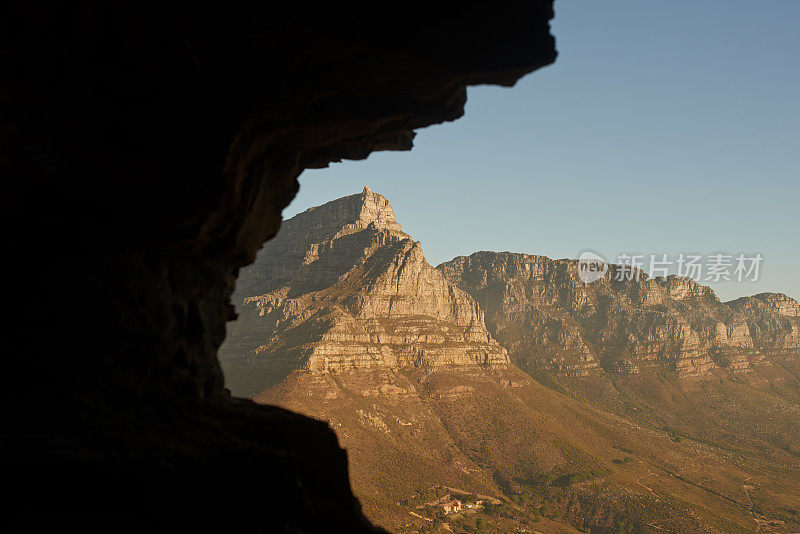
440, 499, 462, 515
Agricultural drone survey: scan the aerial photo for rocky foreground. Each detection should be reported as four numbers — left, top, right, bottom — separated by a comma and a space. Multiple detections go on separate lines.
220, 189, 800, 533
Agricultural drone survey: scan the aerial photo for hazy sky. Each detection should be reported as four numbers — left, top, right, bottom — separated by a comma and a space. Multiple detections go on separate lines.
286, 0, 800, 302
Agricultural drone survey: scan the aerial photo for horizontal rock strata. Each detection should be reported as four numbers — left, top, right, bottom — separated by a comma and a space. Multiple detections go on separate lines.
221, 188, 507, 395
439, 252, 799, 379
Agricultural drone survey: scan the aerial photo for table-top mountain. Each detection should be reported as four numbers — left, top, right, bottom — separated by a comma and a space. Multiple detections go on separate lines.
221, 190, 800, 533
439, 252, 799, 381
220, 187, 507, 396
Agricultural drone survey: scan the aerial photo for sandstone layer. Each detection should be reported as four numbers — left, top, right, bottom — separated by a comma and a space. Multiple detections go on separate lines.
221, 188, 507, 396
728, 292, 800, 356
439, 252, 799, 380
226, 194, 800, 533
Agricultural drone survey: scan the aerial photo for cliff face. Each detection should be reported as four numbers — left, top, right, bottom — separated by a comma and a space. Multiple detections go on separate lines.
439, 252, 797, 380
221, 188, 507, 396
223, 195, 800, 533
728, 292, 800, 355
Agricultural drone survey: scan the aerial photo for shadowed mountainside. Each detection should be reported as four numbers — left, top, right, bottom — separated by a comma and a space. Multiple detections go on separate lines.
4, 3, 557, 530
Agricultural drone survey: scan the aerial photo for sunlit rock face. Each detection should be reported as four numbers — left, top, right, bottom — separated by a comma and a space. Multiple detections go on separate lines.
221, 189, 507, 396
437, 253, 602, 378
728, 292, 800, 355
439, 252, 797, 380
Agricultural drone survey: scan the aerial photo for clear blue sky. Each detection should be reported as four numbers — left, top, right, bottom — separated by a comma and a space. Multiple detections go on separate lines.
286, 0, 800, 302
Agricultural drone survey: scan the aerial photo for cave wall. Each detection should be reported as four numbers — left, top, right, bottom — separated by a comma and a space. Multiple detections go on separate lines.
2, 3, 556, 531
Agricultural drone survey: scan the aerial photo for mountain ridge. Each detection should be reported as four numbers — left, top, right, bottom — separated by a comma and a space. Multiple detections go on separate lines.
221, 187, 508, 397
439, 250, 799, 381
220, 189, 800, 533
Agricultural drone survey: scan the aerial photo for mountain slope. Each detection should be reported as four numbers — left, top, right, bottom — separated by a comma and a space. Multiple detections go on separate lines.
221, 187, 507, 397
440, 251, 800, 531
221, 191, 800, 533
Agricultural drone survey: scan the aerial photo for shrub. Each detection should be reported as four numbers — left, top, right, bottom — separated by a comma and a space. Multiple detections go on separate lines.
483, 502, 505, 517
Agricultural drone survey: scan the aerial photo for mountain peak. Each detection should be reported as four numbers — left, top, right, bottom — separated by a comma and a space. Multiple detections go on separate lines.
291, 188, 405, 239
353, 186, 402, 233
222, 189, 508, 395
231, 189, 409, 300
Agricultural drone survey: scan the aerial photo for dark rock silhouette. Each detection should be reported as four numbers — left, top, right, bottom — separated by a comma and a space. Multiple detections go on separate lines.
2, 2, 556, 531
